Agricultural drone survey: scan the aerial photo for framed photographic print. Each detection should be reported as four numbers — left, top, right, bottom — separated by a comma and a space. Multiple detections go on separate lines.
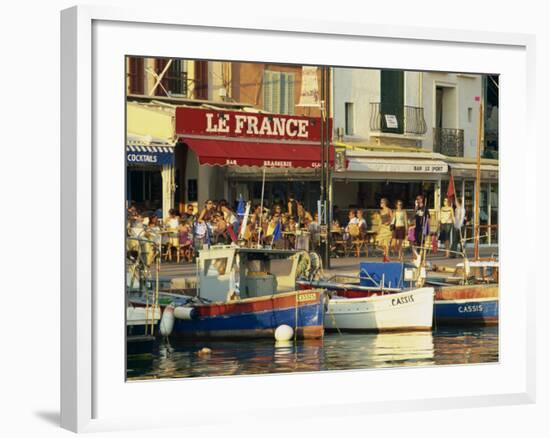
61, 5, 536, 433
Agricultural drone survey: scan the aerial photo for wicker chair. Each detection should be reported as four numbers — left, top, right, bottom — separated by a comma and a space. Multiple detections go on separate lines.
347, 223, 367, 257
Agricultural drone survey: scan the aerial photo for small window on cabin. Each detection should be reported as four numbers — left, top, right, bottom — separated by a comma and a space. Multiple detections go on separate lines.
204, 258, 228, 276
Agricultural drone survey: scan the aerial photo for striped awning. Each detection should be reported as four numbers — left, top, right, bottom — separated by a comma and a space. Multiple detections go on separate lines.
126, 144, 175, 166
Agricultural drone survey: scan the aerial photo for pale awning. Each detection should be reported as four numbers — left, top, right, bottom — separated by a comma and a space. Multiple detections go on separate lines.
335, 149, 448, 180
346, 157, 448, 174
448, 162, 499, 180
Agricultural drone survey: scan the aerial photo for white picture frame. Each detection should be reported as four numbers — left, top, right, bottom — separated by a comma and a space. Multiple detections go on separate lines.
60, 5, 536, 433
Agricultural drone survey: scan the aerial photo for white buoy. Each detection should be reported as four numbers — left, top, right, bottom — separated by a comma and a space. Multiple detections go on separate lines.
274, 324, 294, 342
159, 304, 175, 336
174, 306, 197, 320
274, 340, 293, 349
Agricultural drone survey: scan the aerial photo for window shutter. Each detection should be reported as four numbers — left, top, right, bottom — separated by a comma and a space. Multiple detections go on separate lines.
263, 71, 273, 112
280, 73, 287, 114
286, 73, 295, 115
271, 71, 281, 113
380, 70, 404, 134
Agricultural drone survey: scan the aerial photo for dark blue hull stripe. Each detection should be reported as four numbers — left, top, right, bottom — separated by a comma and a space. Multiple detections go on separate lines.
171, 303, 323, 335
434, 299, 498, 322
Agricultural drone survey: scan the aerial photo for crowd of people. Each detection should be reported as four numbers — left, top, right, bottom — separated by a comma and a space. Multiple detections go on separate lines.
335, 194, 467, 260
126, 192, 468, 265
126, 193, 322, 264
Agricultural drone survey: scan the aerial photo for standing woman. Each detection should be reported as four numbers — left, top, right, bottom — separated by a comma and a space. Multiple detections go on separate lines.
413, 195, 429, 259
287, 193, 298, 219
377, 198, 393, 260
438, 197, 455, 257
220, 204, 238, 242
144, 214, 162, 266
450, 197, 466, 258
165, 208, 181, 261
198, 199, 215, 223
197, 200, 215, 247
391, 200, 408, 260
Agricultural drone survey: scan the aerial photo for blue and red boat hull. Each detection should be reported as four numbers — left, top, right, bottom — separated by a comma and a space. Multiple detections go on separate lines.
434, 284, 498, 325
434, 298, 498, 325
171, 290, 325, 339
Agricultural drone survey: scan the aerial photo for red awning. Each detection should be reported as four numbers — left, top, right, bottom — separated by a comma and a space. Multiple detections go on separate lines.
182, 138, 333, 169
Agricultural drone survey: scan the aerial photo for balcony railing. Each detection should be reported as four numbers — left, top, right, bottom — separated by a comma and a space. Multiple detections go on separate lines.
369, 103, 427, 135
433, 127, 464, 157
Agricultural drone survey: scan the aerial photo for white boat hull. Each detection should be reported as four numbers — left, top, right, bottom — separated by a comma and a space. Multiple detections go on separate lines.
325, 287, 434, 331
127, 305, 161, 326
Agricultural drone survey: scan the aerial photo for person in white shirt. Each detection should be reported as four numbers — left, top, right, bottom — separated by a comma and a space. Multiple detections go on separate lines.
438, 197, 455, 257
345, 209, 359, 229
344, 209, 359, 239
356, 209, 368, 231
450, 198, 466, 258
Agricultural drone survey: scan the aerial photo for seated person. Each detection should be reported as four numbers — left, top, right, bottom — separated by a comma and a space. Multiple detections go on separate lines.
344, 209, 359, 239
178, 221, 193, 262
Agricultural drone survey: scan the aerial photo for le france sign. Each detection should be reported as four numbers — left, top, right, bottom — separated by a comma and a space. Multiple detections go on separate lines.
175, 107, 329, 143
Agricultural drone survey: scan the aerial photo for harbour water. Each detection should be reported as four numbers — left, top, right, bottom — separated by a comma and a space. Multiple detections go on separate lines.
127, 326, 498, 380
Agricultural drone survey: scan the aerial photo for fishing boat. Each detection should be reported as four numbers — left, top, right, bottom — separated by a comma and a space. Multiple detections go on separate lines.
298, 257, 497, 327
427, 98, 499, 326
126, 304, 161, 355
131, 246, 325, 339
299, 261, 434, 332
324, 288, 434, 332
428, 260, 499, 325
126, 236, 163, 355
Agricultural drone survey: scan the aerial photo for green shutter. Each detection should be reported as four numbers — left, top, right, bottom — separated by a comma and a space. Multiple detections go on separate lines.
263, 71, 273, 112
286, 73, 295, 115
280, 74, 287, 114
271, 71, 281, 113
380, 70, 404, 134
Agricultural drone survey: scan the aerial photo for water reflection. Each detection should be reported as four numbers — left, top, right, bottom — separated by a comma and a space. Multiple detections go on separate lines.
127, 327, 498, 380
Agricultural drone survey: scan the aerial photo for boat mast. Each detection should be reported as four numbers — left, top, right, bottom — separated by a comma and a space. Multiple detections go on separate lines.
473, 100, 484, 260
258, 166, 266, 248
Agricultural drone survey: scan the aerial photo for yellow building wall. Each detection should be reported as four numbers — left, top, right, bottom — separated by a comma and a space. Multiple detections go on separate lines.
126, 102, 175, 142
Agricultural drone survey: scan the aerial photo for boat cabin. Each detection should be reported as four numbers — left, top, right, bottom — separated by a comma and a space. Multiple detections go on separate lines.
196, 246, 303, 302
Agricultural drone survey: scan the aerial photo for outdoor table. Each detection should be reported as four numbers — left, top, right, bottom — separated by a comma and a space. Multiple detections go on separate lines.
330, 227, 347, 256
295, 230, 310, 251
282, 231, 296, 249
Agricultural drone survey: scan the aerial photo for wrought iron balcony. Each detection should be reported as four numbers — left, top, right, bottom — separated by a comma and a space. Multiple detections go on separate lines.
369, 103, 427, 135
433, 127, 464, 157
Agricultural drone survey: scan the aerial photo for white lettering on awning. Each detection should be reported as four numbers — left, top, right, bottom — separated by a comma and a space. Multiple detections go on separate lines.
127, 153, 158, 163
347, 159, 448, 174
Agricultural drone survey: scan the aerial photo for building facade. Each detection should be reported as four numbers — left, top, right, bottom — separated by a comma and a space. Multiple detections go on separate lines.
126, 58, 329, 217
331, 68, 498, 245
125, 58, 498, 245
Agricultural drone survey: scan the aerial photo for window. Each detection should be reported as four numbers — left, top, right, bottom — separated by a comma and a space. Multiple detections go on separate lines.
345, 102, 355, 135
468, 107, 473, 123
187, 179, 198, 202
263, 70, 295, 114
194, 61, 209, 100
204, 258, 228, 276
154, 59, 187, 97
128, 57, 145, 95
